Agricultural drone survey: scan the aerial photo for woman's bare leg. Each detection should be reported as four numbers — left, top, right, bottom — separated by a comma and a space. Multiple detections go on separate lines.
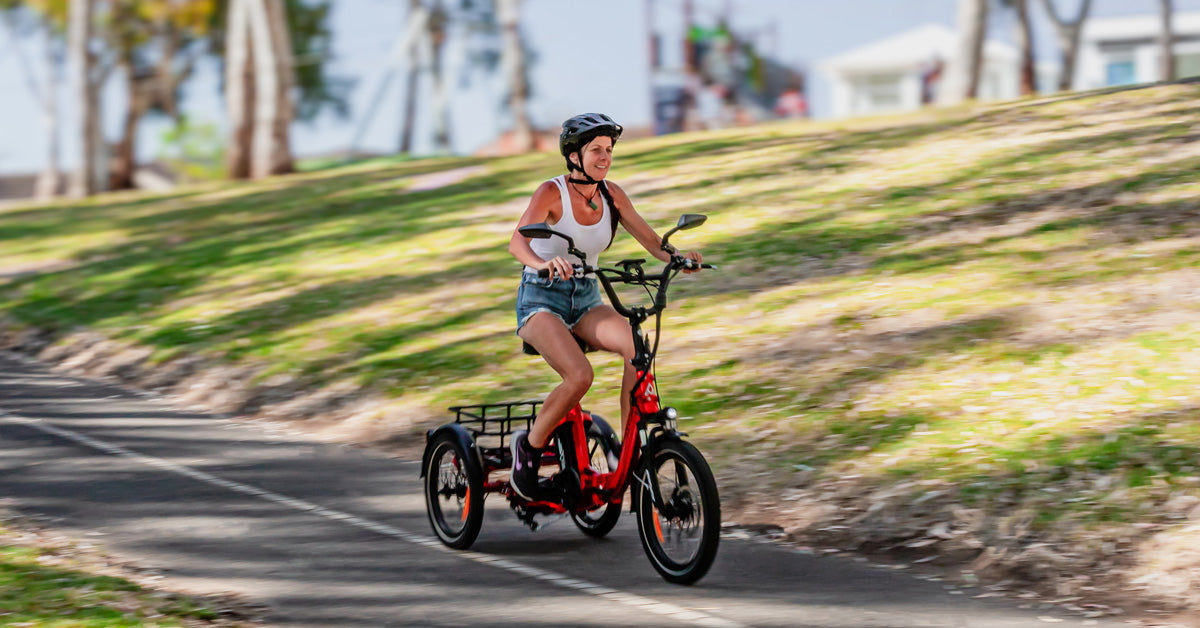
572, 306, 637, 435
518, 312, 592, 448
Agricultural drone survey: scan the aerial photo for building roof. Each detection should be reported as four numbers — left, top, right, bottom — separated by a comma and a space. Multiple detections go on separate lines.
1083, 11, 1200, 42
821, 23, 1016, 74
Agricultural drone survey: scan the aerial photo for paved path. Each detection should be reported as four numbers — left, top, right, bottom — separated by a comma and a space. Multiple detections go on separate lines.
0, 353, 1124, 627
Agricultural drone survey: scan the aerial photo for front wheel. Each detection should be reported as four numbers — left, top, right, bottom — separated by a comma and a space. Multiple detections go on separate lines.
423, 432, 484, 549
635, 439, 721, 585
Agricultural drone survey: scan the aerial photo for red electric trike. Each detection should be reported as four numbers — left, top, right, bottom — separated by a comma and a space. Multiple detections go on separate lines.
421, 214, 720, 584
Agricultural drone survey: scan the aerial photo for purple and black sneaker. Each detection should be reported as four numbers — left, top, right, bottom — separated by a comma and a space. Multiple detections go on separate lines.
509, 429, 541, 500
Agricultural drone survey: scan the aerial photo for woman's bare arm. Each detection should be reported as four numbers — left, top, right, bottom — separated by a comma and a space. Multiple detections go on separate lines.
509, 181, 567, 272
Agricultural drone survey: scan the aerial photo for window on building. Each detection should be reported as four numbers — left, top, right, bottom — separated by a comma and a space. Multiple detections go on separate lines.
1106, 59, 1137, 86
851, 74, 902, 114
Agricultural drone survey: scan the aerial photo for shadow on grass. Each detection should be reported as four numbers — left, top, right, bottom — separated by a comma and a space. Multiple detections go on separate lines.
888, 403, 1200, 525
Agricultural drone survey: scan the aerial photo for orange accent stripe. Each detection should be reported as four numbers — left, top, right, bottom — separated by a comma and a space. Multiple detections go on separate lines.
462, 487, 470, 522
652, 507, 664, 543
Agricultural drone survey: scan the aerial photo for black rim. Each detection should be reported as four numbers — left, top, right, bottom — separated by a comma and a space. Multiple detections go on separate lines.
576, 434, 613, 524
637, 441, 719, 584
428, 442, 471, 540
646, 452, 706, 567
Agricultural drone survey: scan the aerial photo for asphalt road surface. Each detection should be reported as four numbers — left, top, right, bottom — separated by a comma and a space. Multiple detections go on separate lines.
0, 352, 1127, 628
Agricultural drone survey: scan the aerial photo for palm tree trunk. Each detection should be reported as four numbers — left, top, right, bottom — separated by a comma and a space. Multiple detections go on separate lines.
264, 0, 295, 174
68, 0, 96, 197
247, 0, 294, 177
499, 0, 533, 152
226, 0, 254, 179
963, 0, 988, 99
939, 0, 988, 104
1160, 0, 1176, 81
398, 0, 427, 155
1013, 0, 1037, 95
33, 20, 62, 199
428, 1, 450, 153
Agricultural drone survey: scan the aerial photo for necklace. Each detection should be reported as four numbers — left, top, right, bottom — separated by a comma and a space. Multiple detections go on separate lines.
572, 182, 600, 210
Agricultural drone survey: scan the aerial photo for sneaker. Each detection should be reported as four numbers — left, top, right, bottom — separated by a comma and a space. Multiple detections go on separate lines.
509, 430, 541, 501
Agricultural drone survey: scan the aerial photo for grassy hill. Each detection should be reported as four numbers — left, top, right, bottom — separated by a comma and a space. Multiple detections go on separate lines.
3, 83, 1199, 613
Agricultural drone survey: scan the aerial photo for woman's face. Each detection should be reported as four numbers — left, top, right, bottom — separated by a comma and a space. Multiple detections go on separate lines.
574, 136, 614, 181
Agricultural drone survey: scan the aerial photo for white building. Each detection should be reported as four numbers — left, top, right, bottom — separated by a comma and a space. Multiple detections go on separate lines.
1075, 11, 1200, 90
820, 24, 1019, 119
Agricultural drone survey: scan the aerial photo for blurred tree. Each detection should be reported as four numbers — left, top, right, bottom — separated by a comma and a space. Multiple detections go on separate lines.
0, 0, 65, 198
225, 0, 295, 178
391, 0, 530, 156
225, 0, 252, 177
250, 0, 295, 176
1001, 0, 1037, 96
1160, 0, 1175, 81
940, 0, 988, 104
397, 0, 426, 154
498, 0, 532, 152
426, 0, 449, 152
961, 0, 987, 99
221, 0, 345, 178
1040, 0, 1092, 92
67, 0, 98, 196
106, 0, 214, 190
158, 116, 225, 181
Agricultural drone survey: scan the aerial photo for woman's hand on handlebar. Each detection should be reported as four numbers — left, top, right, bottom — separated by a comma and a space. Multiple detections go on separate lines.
540, 256, 575, 280
679, 250, 703, 274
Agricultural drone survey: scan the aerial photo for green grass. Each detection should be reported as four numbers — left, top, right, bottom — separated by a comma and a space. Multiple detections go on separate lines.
3, 83, 1200, 532
0, 525, 238, 627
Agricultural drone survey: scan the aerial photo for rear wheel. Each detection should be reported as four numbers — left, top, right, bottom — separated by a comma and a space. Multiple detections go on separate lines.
424, 433, 484, 549
635, 439, 720, 585
572, 416, 622, 537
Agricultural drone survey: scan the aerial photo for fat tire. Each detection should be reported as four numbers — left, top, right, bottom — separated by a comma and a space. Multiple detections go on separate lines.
423, 432, 484, 549
635, 439, 720, 585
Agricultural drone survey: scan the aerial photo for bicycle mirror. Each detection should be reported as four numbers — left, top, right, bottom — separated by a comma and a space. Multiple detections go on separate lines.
519, 223, 557, 239
661, 213, 708, 250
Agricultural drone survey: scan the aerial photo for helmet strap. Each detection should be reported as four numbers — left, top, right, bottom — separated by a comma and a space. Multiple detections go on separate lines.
567, 150, 600, 185
565, 149, 620, 248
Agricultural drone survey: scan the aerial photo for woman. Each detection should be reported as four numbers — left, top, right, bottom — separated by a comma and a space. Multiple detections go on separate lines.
506, 113, 702, 500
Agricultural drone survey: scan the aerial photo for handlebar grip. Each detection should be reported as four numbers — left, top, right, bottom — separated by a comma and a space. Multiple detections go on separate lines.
537, 265, 588, 278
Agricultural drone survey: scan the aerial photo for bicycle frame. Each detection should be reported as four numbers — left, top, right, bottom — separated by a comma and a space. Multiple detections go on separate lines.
508, 367, 662, 514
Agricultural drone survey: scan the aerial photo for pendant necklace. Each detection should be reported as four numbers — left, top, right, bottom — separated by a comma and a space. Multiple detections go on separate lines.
573, 182, 600, 210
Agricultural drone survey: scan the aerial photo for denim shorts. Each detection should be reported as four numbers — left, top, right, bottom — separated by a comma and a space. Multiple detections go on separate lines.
515, 272, 603, 333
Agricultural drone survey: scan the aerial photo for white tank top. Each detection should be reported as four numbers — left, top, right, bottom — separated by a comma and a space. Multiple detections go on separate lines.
525, 175, 612, 271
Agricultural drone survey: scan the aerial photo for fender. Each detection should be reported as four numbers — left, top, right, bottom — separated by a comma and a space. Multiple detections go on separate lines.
419, 423, 482, 478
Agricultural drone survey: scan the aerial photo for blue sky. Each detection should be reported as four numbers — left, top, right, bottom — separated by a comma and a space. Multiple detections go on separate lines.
1, 0, 1198, 174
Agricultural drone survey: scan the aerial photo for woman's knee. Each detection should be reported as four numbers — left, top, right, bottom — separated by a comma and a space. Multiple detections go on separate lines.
561, 362, 594, 395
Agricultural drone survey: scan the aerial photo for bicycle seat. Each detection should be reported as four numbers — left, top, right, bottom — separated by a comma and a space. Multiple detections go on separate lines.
522, 335, 596, 356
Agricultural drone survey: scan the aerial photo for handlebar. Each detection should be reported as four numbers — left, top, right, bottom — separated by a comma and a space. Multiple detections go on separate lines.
535, 256, 716, 321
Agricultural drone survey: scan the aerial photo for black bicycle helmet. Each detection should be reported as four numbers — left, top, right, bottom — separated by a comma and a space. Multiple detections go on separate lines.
560, 113, 623, 181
